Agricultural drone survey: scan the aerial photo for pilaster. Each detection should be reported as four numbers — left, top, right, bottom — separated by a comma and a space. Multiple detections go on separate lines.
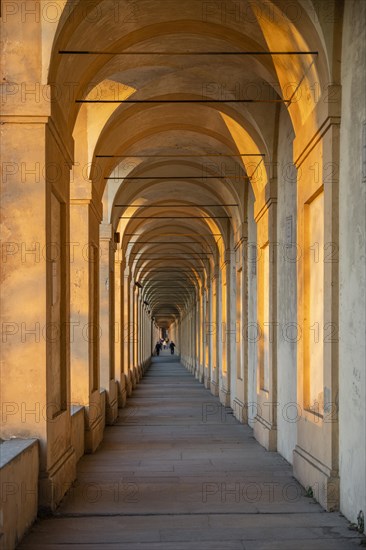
99, 223, 118, 425
0, 99, 76, 510
253, 179, 278, 451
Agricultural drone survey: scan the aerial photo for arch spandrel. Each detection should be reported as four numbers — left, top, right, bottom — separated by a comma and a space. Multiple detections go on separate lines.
250, 0, 332, 133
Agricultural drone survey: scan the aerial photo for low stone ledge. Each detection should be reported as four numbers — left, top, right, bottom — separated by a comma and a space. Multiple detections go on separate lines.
0, 438, 39, 550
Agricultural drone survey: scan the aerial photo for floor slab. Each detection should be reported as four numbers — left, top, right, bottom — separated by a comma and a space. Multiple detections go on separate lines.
19, 354, 363, 548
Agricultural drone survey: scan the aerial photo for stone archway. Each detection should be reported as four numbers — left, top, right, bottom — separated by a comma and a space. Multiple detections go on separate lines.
1, 3, 365, 544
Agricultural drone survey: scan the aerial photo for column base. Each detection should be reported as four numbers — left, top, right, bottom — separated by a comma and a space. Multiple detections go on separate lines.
73, 391, 104, 454
117, 376, 128, 408
233, 397, 247, 423
293, 445, 340, 511
204, 375, 210, 389
126, 371, 133, 395
38, 446, 76, 512
219, 387, 230, 407
131, 367, 139, 387
253, 414, 277, 451
85, 409, 105, 453
105, 381, 118, 425
142, 359, 150, 374
194, 363, 203, 382
133, 367, 141, 387
210, 379, 219, 396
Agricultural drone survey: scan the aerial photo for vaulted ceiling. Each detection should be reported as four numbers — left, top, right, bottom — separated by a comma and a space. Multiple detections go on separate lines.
49, 0, 330, 327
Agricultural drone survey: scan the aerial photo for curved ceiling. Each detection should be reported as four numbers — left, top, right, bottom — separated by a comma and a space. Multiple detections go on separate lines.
49, 0, 330, 329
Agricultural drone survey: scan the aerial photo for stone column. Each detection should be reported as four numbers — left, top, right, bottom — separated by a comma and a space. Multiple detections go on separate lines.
195, 298, 200, 378
210, 271, 219, 396
99, 223, 118, 424
219, 253, 232, 407
137, 294, 143, 377
142, 306, 149, 370
140, 301, 144, 369
129, 279, 137, 387
233, 224, 249, 424
1, 93, 76, 509
253, 180, 278, 451
114, 253, 127, 407
227, 244, 237, 409
140, 303, 144, 369
198, 286, 206, 382
203, 282, 211, 389
191, 306, 196, 372
293, 90, 341, 511
149, 314, 154, 359
133, 285, 141, 381
121, 268, 133, 396
70, 183, 105, 452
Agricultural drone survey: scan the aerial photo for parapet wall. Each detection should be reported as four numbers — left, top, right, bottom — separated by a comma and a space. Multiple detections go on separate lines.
0, 439, 39, 550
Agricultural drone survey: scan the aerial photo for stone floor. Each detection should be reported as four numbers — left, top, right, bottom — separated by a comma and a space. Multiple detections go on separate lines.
19, 353, 363, 549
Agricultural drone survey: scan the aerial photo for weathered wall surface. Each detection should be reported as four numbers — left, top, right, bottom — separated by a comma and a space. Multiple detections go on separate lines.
339, 0, 366, 527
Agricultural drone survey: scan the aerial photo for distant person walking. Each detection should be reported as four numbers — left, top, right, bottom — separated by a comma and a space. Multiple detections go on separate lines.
169, 341, 176, 355
155, 342, 162, 356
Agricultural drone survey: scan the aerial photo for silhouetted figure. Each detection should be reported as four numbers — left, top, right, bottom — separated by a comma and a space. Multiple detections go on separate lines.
169, 341, 176, 355
155, 342, 162, 356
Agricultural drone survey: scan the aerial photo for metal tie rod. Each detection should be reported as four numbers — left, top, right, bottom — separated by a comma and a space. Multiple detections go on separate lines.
120, 216, 231, 219
107, 176, 249, 180
60, 50, 318, 55
77, 98, 289, 104
116, 204, 238, 207
97, 153, 263, 158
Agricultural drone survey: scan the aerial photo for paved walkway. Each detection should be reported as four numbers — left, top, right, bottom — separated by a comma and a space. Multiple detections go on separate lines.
20, 354, 362, 549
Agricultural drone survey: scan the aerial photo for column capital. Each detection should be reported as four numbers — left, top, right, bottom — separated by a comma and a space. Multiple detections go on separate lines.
1, 84, 52, 119
234, 221, 248, 250
70, 182, 103, 223
254, 178, 277, 222
70, 179, 92, 201
221, 248, 233, 268
293, 84, 341, 168
100, 223, 113, 240
114, 253, 123, 267
211, 266, 220, 281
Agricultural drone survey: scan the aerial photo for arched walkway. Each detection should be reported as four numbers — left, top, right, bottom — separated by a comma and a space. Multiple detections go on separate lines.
19, 352, 360, 549
1, 1, 365, 548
